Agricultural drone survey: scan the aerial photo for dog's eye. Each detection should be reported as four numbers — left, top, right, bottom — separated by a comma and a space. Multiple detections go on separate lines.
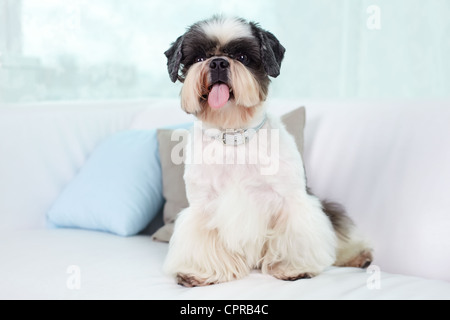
195, 56, 205, 63
236, 54, 249, 65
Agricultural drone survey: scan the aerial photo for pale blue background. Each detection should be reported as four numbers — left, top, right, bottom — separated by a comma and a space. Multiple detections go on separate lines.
0, 0, 449, 103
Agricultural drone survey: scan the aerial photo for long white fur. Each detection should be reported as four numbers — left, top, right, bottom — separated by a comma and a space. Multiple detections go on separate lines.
199, 16, 253, 45
164, 112, 338, 283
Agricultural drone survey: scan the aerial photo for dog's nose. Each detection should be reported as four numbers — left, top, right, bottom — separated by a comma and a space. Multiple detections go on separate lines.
210, 58, 229, 71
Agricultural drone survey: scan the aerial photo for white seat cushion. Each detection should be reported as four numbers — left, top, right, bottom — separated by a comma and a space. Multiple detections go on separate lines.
1, 229, 449, 299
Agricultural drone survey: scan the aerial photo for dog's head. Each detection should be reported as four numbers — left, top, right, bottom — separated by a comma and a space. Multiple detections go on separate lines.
164, 16, 285, 128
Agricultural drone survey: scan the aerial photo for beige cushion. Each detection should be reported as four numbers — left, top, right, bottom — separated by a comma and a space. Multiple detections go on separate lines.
152, 106, 306, 242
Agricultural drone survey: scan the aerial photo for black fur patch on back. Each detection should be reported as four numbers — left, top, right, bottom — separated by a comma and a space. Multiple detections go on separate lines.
307, 188, 354, 241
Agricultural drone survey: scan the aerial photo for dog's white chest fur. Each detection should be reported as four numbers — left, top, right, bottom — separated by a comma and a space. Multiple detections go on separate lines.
184, 115, 297, 256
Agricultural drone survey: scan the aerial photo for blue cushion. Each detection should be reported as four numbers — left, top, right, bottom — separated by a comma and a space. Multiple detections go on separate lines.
47, 130, 164, 236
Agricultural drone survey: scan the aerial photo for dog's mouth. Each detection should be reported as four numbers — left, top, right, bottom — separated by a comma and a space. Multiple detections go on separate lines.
203, 82, 233, 109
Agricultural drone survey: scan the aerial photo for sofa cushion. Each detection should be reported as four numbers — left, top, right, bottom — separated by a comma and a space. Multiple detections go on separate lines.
47, 130, 164, 236
152, 107, 306, 242
1, 229, 450, 299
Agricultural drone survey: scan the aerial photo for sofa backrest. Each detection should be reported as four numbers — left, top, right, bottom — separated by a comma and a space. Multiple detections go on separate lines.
0, 99, 192, 231
301, 100, 450, 281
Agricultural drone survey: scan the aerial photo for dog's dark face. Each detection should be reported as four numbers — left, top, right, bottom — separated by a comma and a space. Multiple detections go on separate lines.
165, 16, 285, 128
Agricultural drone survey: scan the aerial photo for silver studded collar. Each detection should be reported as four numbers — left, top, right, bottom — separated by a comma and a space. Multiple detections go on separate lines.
204, 114, 267, 146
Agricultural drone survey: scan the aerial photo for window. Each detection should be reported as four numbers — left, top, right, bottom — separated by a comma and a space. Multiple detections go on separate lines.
1, 0, 449, 103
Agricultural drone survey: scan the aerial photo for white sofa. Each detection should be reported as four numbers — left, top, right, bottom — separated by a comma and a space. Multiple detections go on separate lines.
1, 99, 450, 300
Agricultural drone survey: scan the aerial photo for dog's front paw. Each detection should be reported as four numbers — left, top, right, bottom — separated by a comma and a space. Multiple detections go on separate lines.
264, 263, 318, 281
176, 273, 216, 287
273, 272, 315, 281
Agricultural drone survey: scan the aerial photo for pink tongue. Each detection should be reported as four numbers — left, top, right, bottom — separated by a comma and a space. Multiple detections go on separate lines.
208, 83, 230, 109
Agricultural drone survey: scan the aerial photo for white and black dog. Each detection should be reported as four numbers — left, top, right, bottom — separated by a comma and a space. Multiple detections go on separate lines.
163, 16, 372, 287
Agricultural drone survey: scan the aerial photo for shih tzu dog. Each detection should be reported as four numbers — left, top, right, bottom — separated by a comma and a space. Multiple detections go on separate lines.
163, 16, 373, 287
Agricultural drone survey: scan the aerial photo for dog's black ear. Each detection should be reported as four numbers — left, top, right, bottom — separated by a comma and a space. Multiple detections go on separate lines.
164, 35, 184, 83
250, 23, 285, 78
